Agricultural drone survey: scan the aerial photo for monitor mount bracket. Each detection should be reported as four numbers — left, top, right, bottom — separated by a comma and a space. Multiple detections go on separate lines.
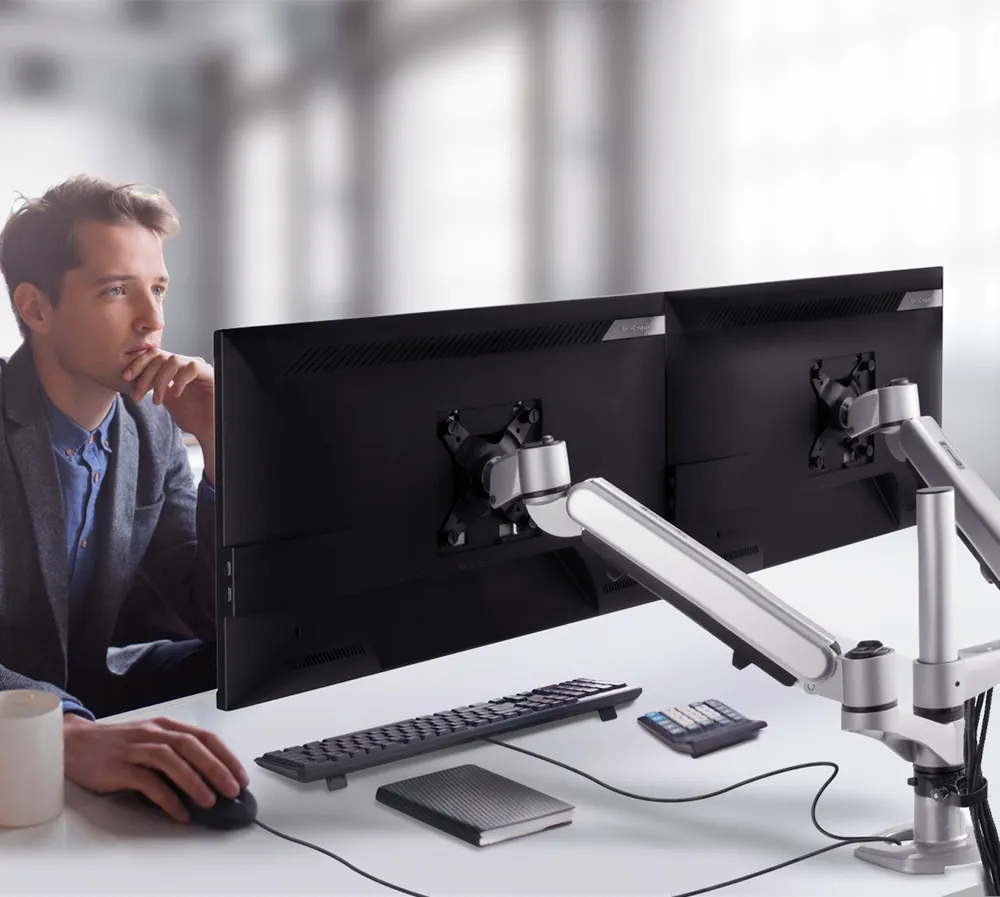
513, 379, 1000, 878
809, 354, 876, 471
439, 402, 540, 548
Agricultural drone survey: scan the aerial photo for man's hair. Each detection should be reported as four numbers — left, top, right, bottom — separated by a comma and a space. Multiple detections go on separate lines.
0, 174, 180, 339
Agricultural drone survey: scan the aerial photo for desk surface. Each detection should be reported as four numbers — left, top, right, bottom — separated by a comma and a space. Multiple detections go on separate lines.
3, 526, 998, 896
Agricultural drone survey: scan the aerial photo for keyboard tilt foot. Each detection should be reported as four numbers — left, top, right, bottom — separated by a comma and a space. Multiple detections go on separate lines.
598, 706, 617, 722
326, 775, 347, 791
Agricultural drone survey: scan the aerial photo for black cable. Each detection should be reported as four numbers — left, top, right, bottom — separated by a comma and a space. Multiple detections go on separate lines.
974, 692, 996, 892
975, 704, 997, 896
966, 697, 990, 890
483, 735, 896, 844
247, 738, 901, 897
251, 816, 858, 897
650, 841, 865, 897
966, 688, 1000, 896
252, 818, 430, 897
973, 693, 996, 893
483, 735, 902, 897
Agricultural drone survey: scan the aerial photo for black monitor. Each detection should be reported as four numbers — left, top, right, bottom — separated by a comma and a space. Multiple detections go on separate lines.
662, 265, 942, 577
213, 266, 943, 708
213, 293, 669, 709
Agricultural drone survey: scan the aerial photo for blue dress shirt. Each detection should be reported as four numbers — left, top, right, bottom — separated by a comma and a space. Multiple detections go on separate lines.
43, 395, 216, 720
43, 394, 115, 721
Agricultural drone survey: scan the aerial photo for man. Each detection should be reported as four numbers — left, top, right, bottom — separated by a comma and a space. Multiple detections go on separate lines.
0, 175, 247, 823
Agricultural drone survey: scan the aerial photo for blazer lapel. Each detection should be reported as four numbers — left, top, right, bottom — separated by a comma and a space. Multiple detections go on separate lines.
82, 395, 137, 653
2, 345, 69, 663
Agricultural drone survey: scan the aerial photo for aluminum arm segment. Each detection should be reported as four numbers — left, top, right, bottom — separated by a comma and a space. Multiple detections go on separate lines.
517, 438, 844, 698
844, 380, 1000, 589
515, 426, 1000, 876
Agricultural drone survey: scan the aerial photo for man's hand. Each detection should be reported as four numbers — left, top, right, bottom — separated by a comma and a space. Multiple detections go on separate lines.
63, 714, 249, 824
123, 349, 215, 483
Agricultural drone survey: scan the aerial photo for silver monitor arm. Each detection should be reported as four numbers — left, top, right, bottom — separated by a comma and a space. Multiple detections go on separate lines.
844, 378, 1000, 590
513, 381, 1000, 877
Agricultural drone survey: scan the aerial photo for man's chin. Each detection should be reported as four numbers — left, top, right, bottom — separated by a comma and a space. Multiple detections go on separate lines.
97, 374, 131, 397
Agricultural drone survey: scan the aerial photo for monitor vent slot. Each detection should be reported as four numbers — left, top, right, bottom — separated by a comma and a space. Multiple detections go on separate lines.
601, 574, 639, 594
286, 642, 367, 671
674, 292, 906, 331
284, 320, 614, 375
722, 545, 760, 563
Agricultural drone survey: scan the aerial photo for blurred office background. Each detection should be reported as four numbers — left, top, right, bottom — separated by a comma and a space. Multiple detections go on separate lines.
1, 0, 999, 485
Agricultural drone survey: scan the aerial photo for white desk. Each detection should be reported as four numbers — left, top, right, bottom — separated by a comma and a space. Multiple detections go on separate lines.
3, 527, 999, 897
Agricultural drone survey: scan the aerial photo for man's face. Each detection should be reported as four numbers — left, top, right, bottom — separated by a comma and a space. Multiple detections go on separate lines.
47, 220, 167, 392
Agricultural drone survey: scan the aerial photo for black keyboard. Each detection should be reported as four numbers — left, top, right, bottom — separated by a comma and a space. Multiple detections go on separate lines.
255, 677, 641, 790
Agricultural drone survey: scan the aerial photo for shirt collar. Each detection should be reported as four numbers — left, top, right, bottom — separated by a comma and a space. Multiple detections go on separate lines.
43, 392, 117, 457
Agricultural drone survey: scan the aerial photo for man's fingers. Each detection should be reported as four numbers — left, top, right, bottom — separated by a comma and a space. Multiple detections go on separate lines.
123, 348, 161, 383
167, 364, 200, 398
131, 354, 168, 400
156, 717, 249, 789
127, 741, 217, 809
171, 732, 241, 799
126, 765, 190, 823
141, 357, 180, 404
152, 358, 186, 405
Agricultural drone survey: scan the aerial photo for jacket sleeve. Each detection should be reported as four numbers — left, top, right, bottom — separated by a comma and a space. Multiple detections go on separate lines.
128, 424, 216, 643
0, 663, 95, 719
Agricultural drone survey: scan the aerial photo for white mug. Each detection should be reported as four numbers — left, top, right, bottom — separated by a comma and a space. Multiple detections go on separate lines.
0, 690, 65, 827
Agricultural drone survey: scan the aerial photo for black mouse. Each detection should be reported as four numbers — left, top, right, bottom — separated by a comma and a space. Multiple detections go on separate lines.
134, 771, 257, 830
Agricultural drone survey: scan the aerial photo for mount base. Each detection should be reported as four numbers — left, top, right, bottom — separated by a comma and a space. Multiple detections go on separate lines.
855, 823, 980, 874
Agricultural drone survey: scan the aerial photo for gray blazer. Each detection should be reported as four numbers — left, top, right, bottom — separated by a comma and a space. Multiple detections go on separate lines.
0, 343, 216, 709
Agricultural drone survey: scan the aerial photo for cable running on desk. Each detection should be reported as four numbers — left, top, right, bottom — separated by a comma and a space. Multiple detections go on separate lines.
251, 818, 428, 897
483, 735, 901, 897
483, 735, 890, 843
248, 737, 900, 897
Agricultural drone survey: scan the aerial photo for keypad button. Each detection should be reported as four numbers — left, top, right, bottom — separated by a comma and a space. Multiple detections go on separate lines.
665, 709, 699, 730
704, 700, 745, 720
672, 707, 709, 728
683, 706, 712, 726
693, 704, 725, 723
